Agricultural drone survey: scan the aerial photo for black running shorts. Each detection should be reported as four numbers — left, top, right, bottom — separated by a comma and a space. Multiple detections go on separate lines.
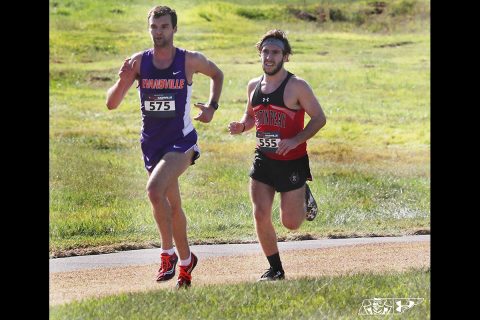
249, 149, 312, 192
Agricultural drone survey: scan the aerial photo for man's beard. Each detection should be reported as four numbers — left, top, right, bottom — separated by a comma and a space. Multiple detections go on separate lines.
263, 60, 283, 76
153, 37, 169, 48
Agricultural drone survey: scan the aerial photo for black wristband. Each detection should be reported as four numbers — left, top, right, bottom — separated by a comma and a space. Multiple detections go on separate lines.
208, 101, 219, 110
241, 122, 246, 132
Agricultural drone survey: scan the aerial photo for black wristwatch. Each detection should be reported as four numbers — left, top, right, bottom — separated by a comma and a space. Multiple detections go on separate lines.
208, 101, 219, 110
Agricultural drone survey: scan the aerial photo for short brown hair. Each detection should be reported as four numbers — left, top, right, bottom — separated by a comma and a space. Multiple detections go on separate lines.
147, 6, 177, 28
255, 29, 292, 56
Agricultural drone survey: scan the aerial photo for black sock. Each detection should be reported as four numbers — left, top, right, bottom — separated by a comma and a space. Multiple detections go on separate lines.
266, 252, 283, 271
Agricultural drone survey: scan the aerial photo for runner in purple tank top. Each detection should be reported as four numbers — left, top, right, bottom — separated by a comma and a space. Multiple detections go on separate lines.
106, 5, 223, 289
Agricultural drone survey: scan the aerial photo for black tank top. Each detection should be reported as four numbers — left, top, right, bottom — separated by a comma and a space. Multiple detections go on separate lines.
251, 72, 293, 108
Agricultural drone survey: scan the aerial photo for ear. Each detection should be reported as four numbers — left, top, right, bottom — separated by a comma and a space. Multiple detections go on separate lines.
173, 25, 177, 33
283, 54, 289, 62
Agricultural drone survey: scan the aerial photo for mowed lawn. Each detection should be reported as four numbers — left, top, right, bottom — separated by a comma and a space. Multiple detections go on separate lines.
50, 269, 431, 319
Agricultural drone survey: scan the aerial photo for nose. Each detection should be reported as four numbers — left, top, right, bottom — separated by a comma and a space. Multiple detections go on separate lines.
263, 54, 273, 62
152, 28, 162, 36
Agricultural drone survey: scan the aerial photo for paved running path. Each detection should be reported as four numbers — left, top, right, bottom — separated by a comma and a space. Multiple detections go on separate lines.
50, 235, 429, 273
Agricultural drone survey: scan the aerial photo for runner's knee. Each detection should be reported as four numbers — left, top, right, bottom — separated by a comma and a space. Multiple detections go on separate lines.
280, 211, 303, 230
146, 182, 168, 203
253, 207, 272, 224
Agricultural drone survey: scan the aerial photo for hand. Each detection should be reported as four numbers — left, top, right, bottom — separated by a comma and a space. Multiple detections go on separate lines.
118, 58, 136, 82
276, 138, 300, 156
228, 122, 245, 135
193, 102, 215, 123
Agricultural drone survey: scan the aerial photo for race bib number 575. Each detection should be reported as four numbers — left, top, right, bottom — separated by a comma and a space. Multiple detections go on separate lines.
256, 131, 280, 152
143, 94, 176, 118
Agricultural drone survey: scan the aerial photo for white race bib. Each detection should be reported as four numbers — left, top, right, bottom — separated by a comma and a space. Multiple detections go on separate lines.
256, 131, 280, 152
144, 94, 176, 118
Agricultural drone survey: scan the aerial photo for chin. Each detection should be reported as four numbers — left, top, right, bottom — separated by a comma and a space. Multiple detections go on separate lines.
264, 68, 281, 76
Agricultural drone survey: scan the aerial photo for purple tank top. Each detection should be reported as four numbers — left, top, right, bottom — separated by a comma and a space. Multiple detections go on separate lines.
138, 48, 194, 146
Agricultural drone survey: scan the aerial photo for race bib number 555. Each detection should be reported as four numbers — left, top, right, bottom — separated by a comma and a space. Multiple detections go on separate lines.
256, 131, 280, 152
143, 94, 176, 118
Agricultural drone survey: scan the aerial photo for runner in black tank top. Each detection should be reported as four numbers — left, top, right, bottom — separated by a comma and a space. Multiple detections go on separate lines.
228, 30, 327, 281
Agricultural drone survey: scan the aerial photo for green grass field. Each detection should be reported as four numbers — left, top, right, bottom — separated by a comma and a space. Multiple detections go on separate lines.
50, 0, 430, 255
50, 269, 430, 319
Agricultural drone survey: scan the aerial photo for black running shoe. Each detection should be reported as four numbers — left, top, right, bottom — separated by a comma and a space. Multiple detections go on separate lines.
305, 183, 318, 221
176, 252, 198, 289
258, 267, 285, 281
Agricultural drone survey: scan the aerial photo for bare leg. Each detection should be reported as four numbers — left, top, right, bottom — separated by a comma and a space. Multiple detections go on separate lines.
279, 184, 306, 230
146, 149, 194, 253
166, 180, 190, 260
250, 179, 277, 256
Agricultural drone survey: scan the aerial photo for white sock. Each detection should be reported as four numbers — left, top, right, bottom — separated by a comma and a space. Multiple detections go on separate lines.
179, 252, 191, 266
162, 247, 176, 255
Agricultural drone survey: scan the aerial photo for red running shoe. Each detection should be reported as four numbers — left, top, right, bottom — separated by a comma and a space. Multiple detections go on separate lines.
176, 252, 198, 289
156, 252, 178, 282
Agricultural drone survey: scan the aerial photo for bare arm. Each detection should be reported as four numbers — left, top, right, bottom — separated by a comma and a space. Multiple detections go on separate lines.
228, 79, 259, 135
276, 79, 326, 156
106, 54, 141, 110
187, 51, 224, 123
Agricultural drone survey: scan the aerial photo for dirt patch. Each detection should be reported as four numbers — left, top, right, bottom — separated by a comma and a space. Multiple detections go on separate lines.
50, 241, 429, 306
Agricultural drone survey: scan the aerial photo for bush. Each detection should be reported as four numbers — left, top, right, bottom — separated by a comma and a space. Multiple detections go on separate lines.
391, 0, 416, 16
329, 8, 348, 22
236, 8, 267, 20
